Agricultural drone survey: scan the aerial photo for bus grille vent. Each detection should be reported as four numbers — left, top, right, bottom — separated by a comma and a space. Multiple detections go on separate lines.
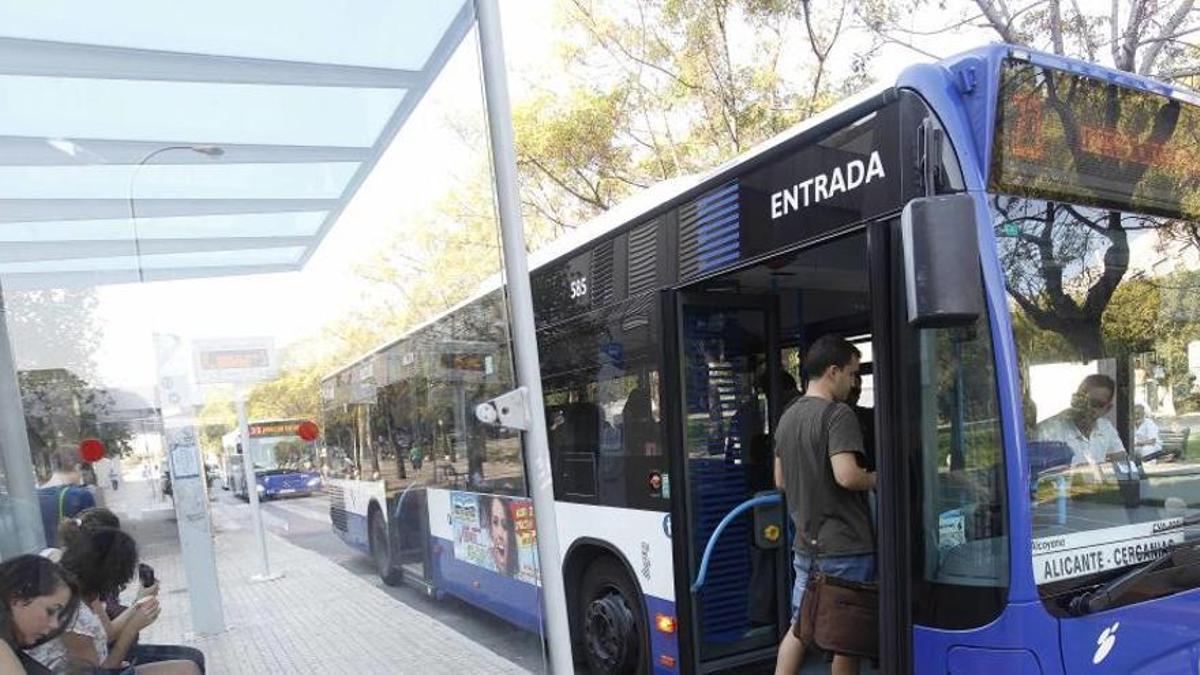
591, 239, 615, 306
679, 181, 740, 280
627, 218, 659, 296
329, 484, 348, 532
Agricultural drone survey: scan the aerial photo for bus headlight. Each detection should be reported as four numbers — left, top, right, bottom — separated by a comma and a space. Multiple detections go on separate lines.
306, 477, 321, 488
256, 484, 265, 493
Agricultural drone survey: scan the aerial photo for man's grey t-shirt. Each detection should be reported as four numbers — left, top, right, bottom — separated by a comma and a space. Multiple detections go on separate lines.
775, 395, 873, 556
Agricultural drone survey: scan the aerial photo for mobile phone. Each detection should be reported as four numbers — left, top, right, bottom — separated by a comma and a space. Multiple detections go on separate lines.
138, 563, 156, 588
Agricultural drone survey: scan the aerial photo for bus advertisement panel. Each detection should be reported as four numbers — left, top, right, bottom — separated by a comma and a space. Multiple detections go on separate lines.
450, 492, 539, 584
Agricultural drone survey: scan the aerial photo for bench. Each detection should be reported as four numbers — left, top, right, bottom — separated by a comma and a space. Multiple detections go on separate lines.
1142, 427, 1190, 463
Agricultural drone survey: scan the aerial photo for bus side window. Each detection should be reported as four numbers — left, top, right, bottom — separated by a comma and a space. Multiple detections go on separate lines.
540, 295, 667, 510
909, 316, 1009, 630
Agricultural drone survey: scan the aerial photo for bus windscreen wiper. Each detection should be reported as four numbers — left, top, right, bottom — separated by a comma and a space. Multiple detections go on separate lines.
1069, 514, 1200, 616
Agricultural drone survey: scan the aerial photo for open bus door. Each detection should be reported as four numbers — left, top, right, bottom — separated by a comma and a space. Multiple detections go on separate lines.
664, 291, 792, 672
662, 226, 920, 673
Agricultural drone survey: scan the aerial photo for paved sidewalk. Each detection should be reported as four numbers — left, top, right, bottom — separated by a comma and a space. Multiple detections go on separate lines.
106, 478, 532, 674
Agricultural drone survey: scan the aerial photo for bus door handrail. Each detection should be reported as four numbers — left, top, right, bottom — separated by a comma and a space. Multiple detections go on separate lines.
690, 491, 782, 593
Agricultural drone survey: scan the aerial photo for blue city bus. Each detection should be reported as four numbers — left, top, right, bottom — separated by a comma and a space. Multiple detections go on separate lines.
224, 419, 323, 500
325, 43, 1200, 673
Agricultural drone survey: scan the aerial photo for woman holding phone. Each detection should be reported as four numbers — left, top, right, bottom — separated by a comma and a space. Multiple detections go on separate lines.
27, 524, 202, 674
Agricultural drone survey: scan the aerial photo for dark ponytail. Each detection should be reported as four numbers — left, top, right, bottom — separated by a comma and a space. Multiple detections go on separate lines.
57, 506, 121, 550
59, 526, 137, 601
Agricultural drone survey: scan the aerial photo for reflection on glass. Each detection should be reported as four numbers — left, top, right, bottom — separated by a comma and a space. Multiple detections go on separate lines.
996, 197, 1200, 601
914, 320, 1007, 589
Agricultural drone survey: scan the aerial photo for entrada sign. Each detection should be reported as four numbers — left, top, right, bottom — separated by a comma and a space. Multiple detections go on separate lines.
770, 150, 887, 219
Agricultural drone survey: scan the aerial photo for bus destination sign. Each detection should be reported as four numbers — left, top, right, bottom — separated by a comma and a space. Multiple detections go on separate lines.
248, 421, 303, 438
991, 59, 1200, 221
1032, 518, 1186, 583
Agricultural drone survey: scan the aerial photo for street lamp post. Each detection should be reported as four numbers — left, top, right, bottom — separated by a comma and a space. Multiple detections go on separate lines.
128, 145, 224, 283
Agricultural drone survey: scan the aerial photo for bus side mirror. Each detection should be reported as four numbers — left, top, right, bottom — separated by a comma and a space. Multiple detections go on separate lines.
902, 194, 984, 328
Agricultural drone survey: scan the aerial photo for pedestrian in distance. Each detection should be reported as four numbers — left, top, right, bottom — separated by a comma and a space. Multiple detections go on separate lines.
773, 335, 876, 675
36, 450, 97, 551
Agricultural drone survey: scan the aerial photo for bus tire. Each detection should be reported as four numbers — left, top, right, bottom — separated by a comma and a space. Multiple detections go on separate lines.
578, 557, 647, 675
368, 505, 402, 586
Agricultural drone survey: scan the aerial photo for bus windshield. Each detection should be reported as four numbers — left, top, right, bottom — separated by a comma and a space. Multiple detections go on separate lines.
990, 59, 1200, 599
246, 421, 316, 473
988, 57, 1200, 598
996, 199, 1200, 596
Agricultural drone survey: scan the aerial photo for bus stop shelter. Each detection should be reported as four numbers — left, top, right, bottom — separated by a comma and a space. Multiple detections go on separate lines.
0, 1, 569, 669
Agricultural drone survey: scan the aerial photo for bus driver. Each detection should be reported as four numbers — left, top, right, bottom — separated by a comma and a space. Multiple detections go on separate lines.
1034, 374, 1129, 483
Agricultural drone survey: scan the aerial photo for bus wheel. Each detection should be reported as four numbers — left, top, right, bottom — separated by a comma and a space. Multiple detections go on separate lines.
368, 507, 402, 586
579, 558, 646, 675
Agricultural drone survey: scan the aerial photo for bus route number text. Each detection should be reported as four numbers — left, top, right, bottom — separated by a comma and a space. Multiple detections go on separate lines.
569, 275, 588, 300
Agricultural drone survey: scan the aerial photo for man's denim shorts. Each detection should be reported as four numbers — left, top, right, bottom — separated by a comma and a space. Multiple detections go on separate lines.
790, 551, 876, 623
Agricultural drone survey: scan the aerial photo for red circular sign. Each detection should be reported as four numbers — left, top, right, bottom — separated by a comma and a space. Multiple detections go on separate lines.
297, 420, 319, 442
79, 438, 106, 463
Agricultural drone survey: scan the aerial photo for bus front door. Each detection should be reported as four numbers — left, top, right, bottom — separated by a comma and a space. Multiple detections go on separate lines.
669, 293, 790, 671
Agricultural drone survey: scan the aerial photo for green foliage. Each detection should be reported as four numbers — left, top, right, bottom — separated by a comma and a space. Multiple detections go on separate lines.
538, 0, 864, 203
1102, 277, 1162, 353
18, 368, 134, 478
250, 0, 876, 421
196, 392, 236, 460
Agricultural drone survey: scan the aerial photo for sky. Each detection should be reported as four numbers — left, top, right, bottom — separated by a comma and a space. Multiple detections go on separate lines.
4, 0, 992, 392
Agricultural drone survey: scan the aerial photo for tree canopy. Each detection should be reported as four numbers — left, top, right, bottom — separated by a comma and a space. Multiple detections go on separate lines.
245, 0, 1200, 430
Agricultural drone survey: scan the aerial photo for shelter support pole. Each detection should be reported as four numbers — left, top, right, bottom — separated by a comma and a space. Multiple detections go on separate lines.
0, 283, 46, 555
474, 1, 575, 671
236, 394, 273, 580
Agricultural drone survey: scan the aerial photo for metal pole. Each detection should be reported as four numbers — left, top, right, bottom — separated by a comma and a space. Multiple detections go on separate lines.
153, 333, 224, 634
473, 1, 573, 671
0, 283, 47, 554
235, 394, 273, 579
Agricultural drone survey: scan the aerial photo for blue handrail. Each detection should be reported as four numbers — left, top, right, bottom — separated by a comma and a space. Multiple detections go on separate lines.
691, 492, 782, 593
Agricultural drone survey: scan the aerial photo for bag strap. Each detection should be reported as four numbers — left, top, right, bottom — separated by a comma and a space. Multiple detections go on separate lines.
57, 485, 69, 520
800, 401, 838, 555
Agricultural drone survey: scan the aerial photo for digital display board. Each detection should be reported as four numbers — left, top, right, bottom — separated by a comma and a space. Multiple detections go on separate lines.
248, 421, 302, 438
439, 352, 488, 373
192, 337, 276, 385
198, 349, 270, 371
991, 59, 1200, 220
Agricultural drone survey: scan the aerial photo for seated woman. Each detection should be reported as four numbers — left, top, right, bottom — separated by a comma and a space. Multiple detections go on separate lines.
47, 510, 204, 673
1, 554, 79, 675
27, 525, 199, 674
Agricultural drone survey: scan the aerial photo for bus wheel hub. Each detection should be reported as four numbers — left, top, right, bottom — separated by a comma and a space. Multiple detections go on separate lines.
585, 591, 634, 669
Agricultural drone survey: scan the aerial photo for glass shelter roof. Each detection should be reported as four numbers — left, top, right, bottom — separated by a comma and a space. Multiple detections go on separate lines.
0, 0, 474, 290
